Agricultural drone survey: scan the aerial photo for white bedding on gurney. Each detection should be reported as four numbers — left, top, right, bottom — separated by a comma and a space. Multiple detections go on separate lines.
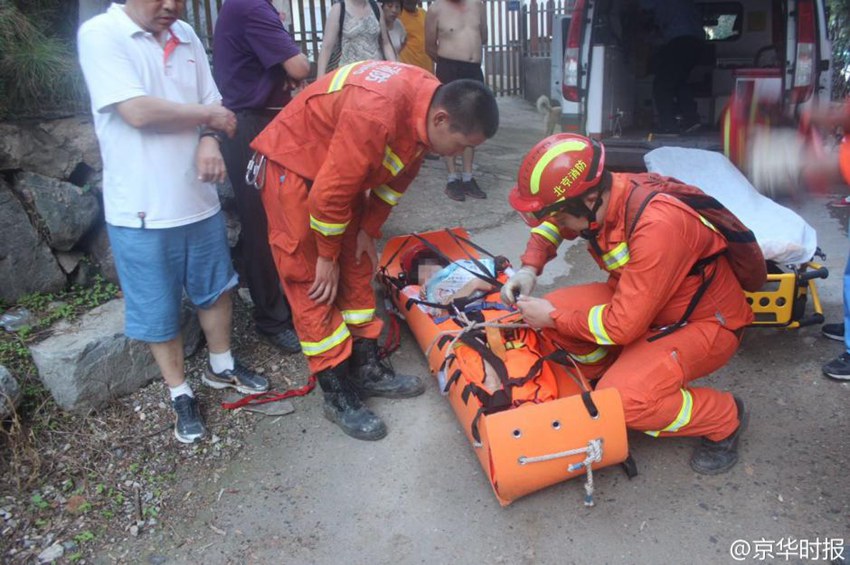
644, 147, 817, 265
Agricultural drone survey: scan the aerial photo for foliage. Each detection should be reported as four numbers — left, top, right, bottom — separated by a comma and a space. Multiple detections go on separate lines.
828, 0, 850, 99
0, 1, 86, 119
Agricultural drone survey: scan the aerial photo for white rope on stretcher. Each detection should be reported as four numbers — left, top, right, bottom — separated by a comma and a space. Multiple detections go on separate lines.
424, 310, 527, 361
518, 438, 604, 507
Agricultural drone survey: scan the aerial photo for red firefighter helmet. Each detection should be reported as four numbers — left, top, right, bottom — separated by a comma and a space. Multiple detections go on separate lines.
508, 133, 605, 227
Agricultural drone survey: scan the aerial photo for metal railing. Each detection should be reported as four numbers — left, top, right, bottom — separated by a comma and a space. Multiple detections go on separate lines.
184, 0, 573, 96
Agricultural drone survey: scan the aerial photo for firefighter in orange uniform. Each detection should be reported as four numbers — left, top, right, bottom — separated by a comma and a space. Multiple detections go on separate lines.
252, 61, 499, 440
503, 133, 752, 474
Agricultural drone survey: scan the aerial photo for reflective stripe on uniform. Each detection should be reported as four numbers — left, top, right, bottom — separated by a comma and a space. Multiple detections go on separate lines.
300, 321, 351, 356
382, 146, 404, 176
530, 139, 587, 195
698, 215, 719, 233
531, 221, 563, 247
310, 215, 348, 237
601, 242, 630, 270
644, 389, 694, 437
372, 184, 402, 206
569, 346, 608, 364
588, 304, 615, 345
341, 308, 375, 326
327, 62, 358, 92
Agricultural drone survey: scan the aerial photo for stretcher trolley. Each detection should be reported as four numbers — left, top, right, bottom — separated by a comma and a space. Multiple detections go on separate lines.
379, 228, 631, 507
645, 147, 829, 329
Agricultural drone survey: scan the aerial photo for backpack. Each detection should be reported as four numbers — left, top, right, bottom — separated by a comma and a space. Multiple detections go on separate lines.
623, 173, 767, 339
326, 0, 386, 72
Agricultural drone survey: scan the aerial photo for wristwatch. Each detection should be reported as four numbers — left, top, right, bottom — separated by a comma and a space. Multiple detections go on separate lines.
199, 130, 225, 144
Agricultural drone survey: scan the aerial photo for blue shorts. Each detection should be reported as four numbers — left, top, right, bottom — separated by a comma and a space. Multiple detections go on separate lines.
107, 211, 238, 343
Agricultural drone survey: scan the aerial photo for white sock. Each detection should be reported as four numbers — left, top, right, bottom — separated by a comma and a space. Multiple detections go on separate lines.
169, 382, 194, 400
209, 350, 235, 373
461, 172, 473, 182
447, 173, 460, 182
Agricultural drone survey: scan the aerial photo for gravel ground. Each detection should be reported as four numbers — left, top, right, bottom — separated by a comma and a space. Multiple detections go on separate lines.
0, 294, 310, 564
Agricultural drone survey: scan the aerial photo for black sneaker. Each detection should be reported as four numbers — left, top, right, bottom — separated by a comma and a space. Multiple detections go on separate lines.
203, 361, 270, 394
462, 178, 487, 199
822, 352, 850, 381
172, 394, 206, 444
258, 327, 302, 355
822, 322, 845, 342
445, 179, 465, 201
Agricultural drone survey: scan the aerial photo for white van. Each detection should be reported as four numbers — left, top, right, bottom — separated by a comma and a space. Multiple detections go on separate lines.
551, 0, 832, 169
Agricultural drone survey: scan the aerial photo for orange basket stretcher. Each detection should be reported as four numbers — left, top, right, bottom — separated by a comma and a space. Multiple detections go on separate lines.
379, 227, 631, 506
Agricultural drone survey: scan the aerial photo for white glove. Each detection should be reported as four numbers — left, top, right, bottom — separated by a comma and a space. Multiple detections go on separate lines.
501, 266, 537, 305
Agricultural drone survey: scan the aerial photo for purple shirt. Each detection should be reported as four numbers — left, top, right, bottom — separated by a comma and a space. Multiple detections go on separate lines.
212, 0, 303, 111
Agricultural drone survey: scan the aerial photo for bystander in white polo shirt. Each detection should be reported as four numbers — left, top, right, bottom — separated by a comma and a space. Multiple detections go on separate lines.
78, 3, 222, 229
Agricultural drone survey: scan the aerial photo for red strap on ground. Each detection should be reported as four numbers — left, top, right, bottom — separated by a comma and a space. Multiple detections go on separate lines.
379, 314, 401, 359
221, 374, 317, 410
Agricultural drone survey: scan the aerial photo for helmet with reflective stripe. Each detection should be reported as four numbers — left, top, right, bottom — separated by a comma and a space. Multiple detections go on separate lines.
508, 134, 605, 227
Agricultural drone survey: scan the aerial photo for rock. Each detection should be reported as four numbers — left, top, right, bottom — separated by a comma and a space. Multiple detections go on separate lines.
0, 179, 66, 302
37, 542, 64, 563
223, 209, 241, 249
29, 298, 201, 412
129, 524, 140, 537
55, 251, 84, 275
84, 224, 118, 285
0, 117, 100, 181
29, 299, 158, 412
0, 365, 22, 420
0, 307, 36, 331
13, 172, 100, 252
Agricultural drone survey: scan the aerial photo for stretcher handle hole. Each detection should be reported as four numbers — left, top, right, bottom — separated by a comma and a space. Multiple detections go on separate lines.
512, 429, 522, 439
776, 297, 786, 307
552, 420, 561, 430
759, 297, 770, 307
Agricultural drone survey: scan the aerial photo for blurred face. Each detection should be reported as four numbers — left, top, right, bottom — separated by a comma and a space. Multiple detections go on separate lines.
402, 0, 418, 12
382, 1, 401, 24
125, 0, 184, 34
426, 109, 488, 156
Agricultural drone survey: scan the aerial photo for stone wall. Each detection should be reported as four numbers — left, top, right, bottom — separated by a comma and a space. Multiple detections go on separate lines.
0, 116, 238, 303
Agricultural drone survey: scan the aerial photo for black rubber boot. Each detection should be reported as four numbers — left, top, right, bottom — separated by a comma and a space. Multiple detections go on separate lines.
316, 361, 387, 441
690, 396, 749, 475
350, 338, 426, 399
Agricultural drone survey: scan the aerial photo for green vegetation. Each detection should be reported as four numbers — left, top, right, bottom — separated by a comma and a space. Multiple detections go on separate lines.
0, 1, 86, 119
828, 0, 850, 99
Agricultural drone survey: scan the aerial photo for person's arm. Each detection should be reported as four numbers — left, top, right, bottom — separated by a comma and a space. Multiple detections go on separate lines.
424, 3, 439, 61
478, 0, 488, 46
78, 22, 234, 135
114, 97, 236, 135
308, 108, 389, 260
360, 149, 422, 239
243, 3, 311, 82
377, 14, 397, 61
551, 203, 699, 345
807, 101, 850, 131
317, 3, 342, 77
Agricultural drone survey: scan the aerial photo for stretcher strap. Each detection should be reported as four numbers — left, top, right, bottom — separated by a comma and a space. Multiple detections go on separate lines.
410, 233, 501, 288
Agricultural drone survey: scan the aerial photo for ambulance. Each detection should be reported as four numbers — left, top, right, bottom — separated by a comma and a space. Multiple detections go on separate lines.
551, 0, 833, 168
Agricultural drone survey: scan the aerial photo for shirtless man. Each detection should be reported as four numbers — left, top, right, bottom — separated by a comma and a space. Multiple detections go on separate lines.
425, 0, 489, 202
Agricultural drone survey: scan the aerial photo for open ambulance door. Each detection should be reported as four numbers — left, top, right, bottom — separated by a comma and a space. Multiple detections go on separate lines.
784, 0, 831, 113
560, 0, 595, 134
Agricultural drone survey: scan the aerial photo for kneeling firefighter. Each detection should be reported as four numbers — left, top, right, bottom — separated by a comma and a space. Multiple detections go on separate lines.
250, 61, 499, 440
503, 133, 756, 474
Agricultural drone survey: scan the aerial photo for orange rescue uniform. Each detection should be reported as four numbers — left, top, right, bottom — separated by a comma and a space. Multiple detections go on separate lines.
520, 173, 753, 441
252, 61, 440, 373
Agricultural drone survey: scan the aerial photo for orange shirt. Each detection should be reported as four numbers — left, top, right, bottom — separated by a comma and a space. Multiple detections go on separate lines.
398, 7, 433, 73
251, 61, 440, 260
